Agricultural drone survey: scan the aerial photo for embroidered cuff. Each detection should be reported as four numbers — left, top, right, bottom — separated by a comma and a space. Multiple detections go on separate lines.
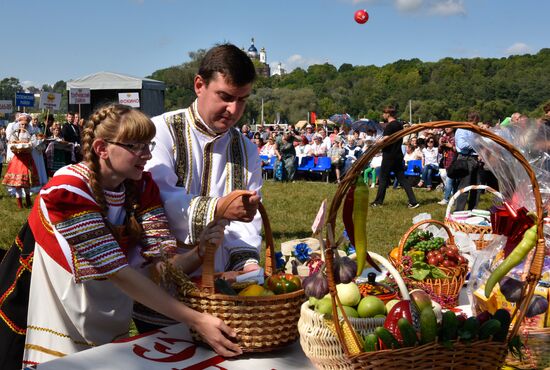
188, 196, 218, 245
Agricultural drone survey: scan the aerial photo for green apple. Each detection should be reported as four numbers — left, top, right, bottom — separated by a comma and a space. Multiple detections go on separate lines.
314, 297, 333, 316
357, 296, 386, 318
308, 296, 319, 307
336, 282, 361, 307
338, 305, 360, 318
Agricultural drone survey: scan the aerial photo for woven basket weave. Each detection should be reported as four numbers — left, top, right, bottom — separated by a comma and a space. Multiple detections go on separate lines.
444, 184, 504, 250
395, 219, 468, 308
323, 121, 547, 369
180, 195, 305, 352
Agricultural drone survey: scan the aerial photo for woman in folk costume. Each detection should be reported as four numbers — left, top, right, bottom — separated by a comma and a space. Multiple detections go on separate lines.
0, 104, 241, 370
2, 114, 39, 208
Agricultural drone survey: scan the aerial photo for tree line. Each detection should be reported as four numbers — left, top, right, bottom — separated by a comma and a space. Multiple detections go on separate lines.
2, 48, 549, 124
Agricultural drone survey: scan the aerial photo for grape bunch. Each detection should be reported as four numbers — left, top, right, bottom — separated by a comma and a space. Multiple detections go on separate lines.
413, 237, 445, 252
404, 230, 434, 251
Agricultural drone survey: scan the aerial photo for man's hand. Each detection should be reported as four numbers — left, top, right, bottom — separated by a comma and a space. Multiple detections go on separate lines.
216, 190, 260, 222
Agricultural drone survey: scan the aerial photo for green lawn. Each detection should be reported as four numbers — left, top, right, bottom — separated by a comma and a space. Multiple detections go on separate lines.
0, 176, 492, 258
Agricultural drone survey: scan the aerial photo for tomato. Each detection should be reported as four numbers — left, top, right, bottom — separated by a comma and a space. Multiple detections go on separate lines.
264, 273, 301, 294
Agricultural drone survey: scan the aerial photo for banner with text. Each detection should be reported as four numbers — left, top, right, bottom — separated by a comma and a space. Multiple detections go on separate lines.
39, 92, 62, 110
15, 92, 34, 107
69, 88, 91, 104
0, 100, 13, 114
118, 92, 140, 108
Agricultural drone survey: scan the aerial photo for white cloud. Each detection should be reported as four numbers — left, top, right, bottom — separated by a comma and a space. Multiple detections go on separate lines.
506, 42, 532, 55
395, 0, 424, 12
271, 54, 326, 73
428, 0, 465, 16
21, 80, 37, 88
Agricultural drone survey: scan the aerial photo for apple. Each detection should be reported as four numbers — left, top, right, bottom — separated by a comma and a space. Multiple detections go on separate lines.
410, 289, 432, 312
315, 297, 333, 316
336, 282, 361, 307
338, 305, 360, 318
357, 296, 386, 318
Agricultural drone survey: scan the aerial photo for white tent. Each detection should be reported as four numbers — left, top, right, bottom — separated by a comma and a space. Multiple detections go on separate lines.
66, 71, 165, 118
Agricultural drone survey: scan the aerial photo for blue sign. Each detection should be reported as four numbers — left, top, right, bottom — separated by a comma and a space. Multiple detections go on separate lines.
15, 92, 35, 107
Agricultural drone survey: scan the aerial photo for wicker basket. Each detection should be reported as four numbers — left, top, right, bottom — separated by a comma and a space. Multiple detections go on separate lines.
444, 184, 504, 250
323, 121, 547, 370
298, 252, 408, 370
10, 143, 33, 154
506, 326, 550, 369
395, 219, 468, 308
180, 197, 305, 353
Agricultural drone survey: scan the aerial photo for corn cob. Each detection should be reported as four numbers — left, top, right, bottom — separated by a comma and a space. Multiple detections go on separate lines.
324, 318, 364, 355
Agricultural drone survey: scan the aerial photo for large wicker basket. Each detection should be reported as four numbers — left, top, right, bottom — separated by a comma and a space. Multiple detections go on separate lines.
323, 121, 547, 369
180, 198, 306, 353
444, 184, 504, 250
395, 219, 468, 308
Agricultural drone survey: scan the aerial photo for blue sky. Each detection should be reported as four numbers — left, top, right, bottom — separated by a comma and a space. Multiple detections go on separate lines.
2, 0, 547, 88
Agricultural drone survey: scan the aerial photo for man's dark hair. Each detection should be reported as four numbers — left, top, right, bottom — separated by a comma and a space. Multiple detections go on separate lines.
467, 111, 481, 123
543, 101, 550, 114
198, 44, 257, 86
383, 106, 397, 117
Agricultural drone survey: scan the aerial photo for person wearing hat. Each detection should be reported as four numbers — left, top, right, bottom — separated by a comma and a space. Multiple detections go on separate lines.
305, 124, 314, 142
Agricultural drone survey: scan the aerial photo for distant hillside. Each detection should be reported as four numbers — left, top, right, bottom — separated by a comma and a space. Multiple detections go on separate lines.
148, 48, 550, 124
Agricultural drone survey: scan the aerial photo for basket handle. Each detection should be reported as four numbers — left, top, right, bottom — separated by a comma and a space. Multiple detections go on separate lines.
444, 184, 504, 218
396, 219, 455, 261
325, 121, 546, 353
200, 191, 275, 294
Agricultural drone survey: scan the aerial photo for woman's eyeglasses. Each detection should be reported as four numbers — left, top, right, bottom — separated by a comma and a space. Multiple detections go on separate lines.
105, 140, 156, 154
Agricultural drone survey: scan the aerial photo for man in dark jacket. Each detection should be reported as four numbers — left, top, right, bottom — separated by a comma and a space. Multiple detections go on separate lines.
61, 111, 82, 162
371, 106, 419, 208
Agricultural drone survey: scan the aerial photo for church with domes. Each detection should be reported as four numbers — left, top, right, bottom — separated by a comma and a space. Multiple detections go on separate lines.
244, 38, 271, 78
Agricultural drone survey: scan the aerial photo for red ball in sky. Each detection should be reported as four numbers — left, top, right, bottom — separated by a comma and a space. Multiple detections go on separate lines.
354, 9, 369, 24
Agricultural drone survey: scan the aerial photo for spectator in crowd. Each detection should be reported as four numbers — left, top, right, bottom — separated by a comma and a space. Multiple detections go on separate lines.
144, 45, 263, 320
454, 112, 482, 211
371, 106, 419, 208
260, 137, 276, 158
62, 111, 82, 163
437, 127, 458, 205
363, 150, 382, 189
327, 136, 345, 183
44, 123, 74, 176
274, 131, 297, 182
253, 134, 265, 154
417, 137, 440, 191
329, 126, 341, 144
343, 136, 362, 173
295, 135, 310, 158
304, 124, 314, 142
2, 114, 38, 208
318, 127, 332, 150
308, 134, 328, 158
241, 124, 253, 139
29, 114, 44, 135
0, 127, 6, 178
44, 114, 55, 138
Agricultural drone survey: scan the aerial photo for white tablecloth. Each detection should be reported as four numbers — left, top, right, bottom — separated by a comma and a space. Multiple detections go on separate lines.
30, 324, 315, 370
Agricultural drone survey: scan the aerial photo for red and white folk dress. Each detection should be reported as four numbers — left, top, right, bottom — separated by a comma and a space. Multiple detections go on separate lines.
22, 163, 176, 367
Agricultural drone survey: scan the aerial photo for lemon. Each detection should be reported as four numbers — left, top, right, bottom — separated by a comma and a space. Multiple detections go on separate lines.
238, 284, 266, 297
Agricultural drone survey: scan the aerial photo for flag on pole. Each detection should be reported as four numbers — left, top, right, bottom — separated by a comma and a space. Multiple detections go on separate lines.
309, 111, 316, 124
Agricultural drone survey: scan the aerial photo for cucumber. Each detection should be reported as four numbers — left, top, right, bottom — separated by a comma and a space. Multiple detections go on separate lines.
439, 311, 459, 341
420, 307, 438, 344
479, 319, 501, 340
398, 318, 418, 347
214, 278, 237, 295
375, 326, 401, 349
492, 309, 511, 342
363, 333, 379, 352
458, 317, 479, 342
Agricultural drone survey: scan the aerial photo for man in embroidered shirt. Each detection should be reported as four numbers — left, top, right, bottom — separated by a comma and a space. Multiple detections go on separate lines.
145, 44, 262, 275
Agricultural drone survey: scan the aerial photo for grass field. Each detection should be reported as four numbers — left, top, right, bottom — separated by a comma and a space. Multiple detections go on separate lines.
0, 175, 492, 257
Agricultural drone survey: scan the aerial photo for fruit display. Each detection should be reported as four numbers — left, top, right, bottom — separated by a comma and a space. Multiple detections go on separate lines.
212, 272, 302, 297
